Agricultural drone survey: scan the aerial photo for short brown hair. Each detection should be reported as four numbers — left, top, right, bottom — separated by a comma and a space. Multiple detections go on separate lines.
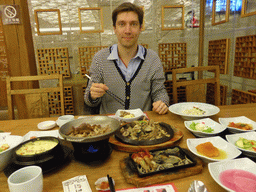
112, 2, 144, 27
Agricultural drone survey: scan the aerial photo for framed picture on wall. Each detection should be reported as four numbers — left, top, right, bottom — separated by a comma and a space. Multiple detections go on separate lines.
78, 7, 104, 33
161, 5, 185, 30
241, 0, 256, 17
34, 9, 62, 35
212, 0, 230, 25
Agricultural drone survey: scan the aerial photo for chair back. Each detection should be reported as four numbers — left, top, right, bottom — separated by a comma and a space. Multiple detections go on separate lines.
6, 74, 65, 119
172, 66, 220, 106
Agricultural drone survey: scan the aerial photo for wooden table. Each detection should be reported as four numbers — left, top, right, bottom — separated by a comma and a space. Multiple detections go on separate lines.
1, 103, 256, 192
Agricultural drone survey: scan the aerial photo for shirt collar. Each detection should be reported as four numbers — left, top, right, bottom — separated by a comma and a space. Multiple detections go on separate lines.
107, 44, 145, 61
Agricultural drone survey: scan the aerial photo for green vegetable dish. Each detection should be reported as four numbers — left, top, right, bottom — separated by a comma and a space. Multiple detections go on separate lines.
235, 137, 256, 152
189, 122, 214, 133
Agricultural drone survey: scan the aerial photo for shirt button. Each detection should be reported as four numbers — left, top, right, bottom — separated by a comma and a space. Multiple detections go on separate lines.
126, 96, 130, 100
127, 82, 130, 86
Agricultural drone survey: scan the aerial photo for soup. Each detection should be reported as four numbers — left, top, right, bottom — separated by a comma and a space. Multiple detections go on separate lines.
16, 139, 58, 155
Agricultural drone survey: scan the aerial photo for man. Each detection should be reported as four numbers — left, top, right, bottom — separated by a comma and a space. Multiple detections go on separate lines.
84, 2, 169, 115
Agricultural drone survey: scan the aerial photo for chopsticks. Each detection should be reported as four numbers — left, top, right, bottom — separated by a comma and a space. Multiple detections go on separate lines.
107, 174, 115, 192
85, 74, 125, 106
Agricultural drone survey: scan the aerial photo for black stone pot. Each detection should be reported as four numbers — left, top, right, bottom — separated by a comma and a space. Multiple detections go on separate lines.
12, 137, 64, 169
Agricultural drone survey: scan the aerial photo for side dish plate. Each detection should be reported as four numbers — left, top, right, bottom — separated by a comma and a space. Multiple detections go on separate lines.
115, 122, 174, 146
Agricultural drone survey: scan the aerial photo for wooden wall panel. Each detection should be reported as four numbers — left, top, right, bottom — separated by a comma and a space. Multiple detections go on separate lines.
0, 0, 37, 115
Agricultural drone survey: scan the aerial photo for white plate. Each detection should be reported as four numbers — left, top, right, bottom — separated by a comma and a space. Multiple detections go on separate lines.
37, 121, 56, 130
187, 136, 241, 163
226, 132, 256, 158
184, 118, 226, 137
0, 135, 24, 171
169, 102, 220, 120
115, 108, 144, 122
219, 116, 256, 133
208, 158, 256, 192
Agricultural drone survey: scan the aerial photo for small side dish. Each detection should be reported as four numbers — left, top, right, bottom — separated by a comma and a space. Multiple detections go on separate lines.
196, 142, 220, 158
187, 136, 241, 162
219, 169, 256, 192
184, 118, 226, 138
208, 158, 256, 192
189, 122, 214, 133
228, 122, 253, 130
235, 137, 256, 152
115, 108, 144, 122
219, 116, 256, 133
120, 111, 135, 118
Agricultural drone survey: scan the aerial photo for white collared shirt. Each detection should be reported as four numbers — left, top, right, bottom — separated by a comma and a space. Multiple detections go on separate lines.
107, 44, 145, 82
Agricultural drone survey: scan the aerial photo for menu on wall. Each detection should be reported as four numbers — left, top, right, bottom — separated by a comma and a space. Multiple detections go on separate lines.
0, 16, 9, 80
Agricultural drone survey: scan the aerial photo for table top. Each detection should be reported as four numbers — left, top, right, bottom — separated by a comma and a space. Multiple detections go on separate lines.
1, 103, 256, 192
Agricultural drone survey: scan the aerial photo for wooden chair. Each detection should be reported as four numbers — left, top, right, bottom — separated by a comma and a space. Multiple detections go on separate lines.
172, 66, 220, 106
6, 74, 65, 120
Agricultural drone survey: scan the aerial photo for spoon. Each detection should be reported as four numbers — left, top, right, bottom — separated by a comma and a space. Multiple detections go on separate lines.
188, 180, 208, 192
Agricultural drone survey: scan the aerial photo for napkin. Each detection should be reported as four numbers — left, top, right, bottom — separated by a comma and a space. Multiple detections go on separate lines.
62, 175, 92, 192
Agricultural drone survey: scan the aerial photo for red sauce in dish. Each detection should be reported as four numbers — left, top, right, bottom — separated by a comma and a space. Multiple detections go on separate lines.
220, 169, 256, 192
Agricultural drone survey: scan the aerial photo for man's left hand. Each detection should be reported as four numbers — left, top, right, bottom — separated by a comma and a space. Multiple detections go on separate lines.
152, 101, 168, 115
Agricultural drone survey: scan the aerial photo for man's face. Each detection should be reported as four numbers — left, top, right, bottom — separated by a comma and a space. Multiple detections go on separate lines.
113, 11, 142, 49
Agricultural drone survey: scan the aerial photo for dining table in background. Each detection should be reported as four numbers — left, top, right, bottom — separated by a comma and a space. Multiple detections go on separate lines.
0, 103, 256, 192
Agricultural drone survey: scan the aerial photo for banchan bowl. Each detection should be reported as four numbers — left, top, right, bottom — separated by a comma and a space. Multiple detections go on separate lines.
12, 137, 64, 169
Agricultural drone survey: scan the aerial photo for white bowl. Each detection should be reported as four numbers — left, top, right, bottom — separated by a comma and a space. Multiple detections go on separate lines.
37, 121, 56, 130
184, 118, 226, 137
226, 132, 256, 158
187, 136, 241, 163
115, 108, 144, 122
219, 116, 256, 133
208, 157, 256, 192
0, 135, 24, 171
169, 102, 220, 120
95, 176, 115, 191
56, 115, 75, 127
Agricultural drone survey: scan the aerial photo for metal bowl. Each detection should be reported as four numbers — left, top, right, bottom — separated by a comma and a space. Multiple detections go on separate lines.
59, 116, 121, 143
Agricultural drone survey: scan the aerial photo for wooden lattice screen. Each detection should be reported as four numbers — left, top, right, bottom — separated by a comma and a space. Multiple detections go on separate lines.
234, 35, 256, 79
231, 89, 256, 104
63, 86, 74, 114
208, 39, 230, 74
159, 43, 187, 72
206, 83, 227, 105
79, 46, 108, 77
48, 86, 74, 115
37, 48, 71, 78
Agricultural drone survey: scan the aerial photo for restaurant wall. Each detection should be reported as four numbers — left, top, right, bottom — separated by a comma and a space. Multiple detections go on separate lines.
204, 1, 256, 104
26, 0, 255, 115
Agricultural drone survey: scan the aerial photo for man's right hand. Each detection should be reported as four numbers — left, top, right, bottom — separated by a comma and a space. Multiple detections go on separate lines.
90, 83, 109, 100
